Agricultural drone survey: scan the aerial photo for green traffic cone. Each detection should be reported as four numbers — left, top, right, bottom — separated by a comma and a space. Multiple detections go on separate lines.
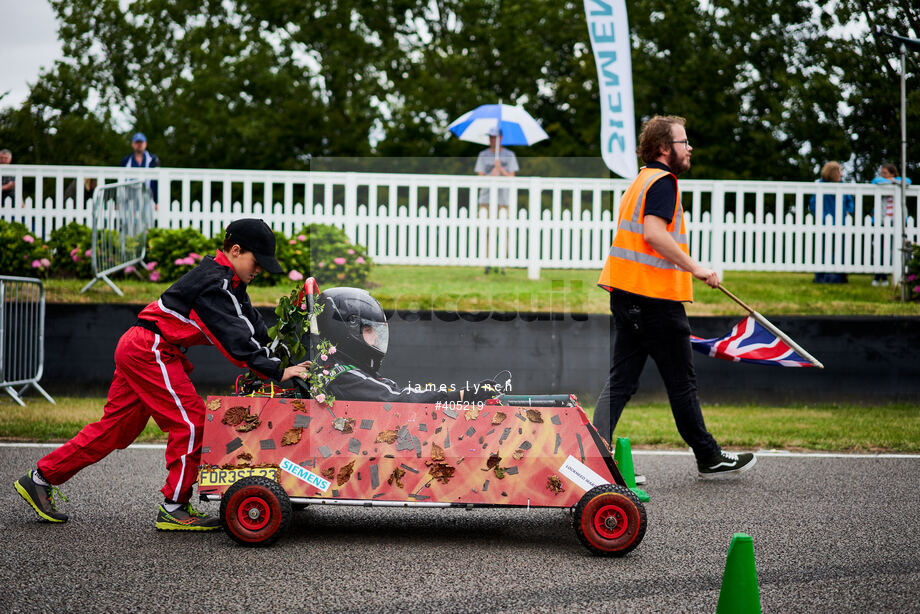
716, 533, 762, 614
613, 436, 649, 502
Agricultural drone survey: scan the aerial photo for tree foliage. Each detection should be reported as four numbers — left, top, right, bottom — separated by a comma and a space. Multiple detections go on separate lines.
0, 0, 916, 181
824, 1, 920, 179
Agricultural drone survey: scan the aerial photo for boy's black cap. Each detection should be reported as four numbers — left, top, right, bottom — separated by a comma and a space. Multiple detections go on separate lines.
225, 218, 284, 274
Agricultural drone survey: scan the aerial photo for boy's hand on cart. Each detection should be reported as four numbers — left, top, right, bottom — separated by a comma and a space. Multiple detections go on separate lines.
281, 360, 312, 382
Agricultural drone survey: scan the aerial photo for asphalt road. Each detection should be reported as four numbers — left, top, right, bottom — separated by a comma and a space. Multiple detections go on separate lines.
1, 445, 918, 613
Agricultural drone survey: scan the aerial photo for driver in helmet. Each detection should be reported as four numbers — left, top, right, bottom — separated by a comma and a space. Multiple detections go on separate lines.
314, 287, 495, 403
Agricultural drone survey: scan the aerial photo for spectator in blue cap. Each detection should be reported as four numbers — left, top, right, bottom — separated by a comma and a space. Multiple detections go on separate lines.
121, 132, 160, 207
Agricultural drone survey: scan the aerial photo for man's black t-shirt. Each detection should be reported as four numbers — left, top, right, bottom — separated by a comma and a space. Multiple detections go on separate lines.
641, 161, 677, 224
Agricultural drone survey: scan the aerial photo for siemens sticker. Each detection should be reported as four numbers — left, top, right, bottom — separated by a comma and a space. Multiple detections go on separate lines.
280, 457, 331, 492
583, 0, 637, 178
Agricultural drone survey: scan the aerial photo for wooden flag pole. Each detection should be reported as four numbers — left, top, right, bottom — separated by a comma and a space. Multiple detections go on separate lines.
717, 284, 756, 314
716, 284, 825, 369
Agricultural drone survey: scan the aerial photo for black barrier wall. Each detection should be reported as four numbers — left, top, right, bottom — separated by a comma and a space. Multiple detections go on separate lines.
43, 304, 920, 403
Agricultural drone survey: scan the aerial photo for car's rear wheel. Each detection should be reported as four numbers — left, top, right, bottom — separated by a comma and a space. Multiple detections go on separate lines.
573, 484, 646, 556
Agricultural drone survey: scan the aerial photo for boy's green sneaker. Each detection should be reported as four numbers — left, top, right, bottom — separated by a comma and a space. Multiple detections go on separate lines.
15, 471, 69, 523
155, 502, 221, 531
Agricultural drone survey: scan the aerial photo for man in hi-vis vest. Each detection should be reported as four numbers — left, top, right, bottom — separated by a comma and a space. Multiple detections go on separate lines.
595, 115, 756, 480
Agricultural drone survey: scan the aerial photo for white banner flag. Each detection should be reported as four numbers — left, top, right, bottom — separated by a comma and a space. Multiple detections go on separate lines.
584, 0, 637, 178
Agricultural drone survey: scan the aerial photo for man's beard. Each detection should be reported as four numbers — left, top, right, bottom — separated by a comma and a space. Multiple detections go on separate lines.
667, 148, 690, 175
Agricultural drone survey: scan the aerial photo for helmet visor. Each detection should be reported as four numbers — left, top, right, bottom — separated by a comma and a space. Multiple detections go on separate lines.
360, 320, 388, 355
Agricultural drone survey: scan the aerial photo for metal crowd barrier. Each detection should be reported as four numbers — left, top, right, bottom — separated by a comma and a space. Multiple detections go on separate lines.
0, 276, 54, 406
80, 179, 153, 296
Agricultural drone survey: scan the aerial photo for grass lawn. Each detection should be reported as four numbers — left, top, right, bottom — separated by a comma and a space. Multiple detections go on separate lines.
3, 397, 917, 453
593, 402, 920, 453
0, 397, 166, 443
45, 266, 920, 316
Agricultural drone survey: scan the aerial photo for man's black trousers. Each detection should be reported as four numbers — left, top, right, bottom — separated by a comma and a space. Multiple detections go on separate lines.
593, 289, 719, 463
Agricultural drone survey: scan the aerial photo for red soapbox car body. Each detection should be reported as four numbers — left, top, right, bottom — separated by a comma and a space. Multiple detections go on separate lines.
198, 393, 647, 555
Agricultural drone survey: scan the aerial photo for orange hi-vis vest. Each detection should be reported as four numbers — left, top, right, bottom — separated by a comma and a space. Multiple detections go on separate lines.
597, 166, 693, 302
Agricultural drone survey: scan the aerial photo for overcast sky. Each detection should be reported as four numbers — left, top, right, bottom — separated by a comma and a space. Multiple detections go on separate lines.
0, 1, 63, 109
0, 0, 893, 115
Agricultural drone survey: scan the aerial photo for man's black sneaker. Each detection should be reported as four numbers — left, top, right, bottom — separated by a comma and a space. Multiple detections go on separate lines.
14, 471, 69, 523
155, 503, 221, 531
698, 451, 757, 479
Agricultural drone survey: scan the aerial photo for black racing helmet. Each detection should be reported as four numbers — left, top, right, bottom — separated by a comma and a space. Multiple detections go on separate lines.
315, 287, 388, 373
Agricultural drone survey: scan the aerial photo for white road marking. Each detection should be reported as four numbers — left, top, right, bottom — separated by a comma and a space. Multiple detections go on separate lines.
1, 442, 918, 458
0, 442, 167, 449
631, 449, 920, 459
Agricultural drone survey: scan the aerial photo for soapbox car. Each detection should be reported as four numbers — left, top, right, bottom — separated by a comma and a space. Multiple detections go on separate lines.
198, 392, 647, 555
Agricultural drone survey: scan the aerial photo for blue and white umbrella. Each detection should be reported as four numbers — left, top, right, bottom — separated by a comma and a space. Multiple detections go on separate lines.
447, 103, 549, 147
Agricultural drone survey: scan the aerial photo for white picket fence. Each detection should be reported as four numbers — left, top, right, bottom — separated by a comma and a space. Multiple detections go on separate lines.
2, 164, 917, 281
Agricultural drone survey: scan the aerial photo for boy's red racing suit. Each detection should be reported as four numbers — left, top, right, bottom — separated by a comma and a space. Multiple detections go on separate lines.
38, 251, 283, 503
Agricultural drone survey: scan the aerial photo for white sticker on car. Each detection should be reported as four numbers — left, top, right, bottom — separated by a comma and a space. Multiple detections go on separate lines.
558, 455, 610, 492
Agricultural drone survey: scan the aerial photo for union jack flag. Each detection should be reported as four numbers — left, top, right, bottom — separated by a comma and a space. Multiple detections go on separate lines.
690, 315, 819, 367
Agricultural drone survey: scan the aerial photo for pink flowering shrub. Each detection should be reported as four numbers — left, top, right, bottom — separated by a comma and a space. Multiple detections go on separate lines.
0, 219, 54, 277
47, 221, 92, 278
907, 243, 920, 301
34, 221, 373, 287
145, 227, 214, 282
281, 223, 372, 287
43, 222, 216, 283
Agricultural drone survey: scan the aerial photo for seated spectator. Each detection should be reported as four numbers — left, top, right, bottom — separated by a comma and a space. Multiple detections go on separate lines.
808, 161, 854, 284
871, 163, 912, 219
809, 161, 855, 223
1, 149, 15, 205
870, 163, 912, 286
64, 177, 99, 204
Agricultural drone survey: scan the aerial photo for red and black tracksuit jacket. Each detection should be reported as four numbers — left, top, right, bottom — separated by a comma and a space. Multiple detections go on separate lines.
136, 252, 282, 380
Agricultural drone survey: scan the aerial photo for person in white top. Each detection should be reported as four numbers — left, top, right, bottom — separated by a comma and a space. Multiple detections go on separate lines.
474, 127, 519, 274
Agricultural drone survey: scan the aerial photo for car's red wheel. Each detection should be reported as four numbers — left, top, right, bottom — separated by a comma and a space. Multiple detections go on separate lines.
573, 484, 646, 556
220, 476, 291, 546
